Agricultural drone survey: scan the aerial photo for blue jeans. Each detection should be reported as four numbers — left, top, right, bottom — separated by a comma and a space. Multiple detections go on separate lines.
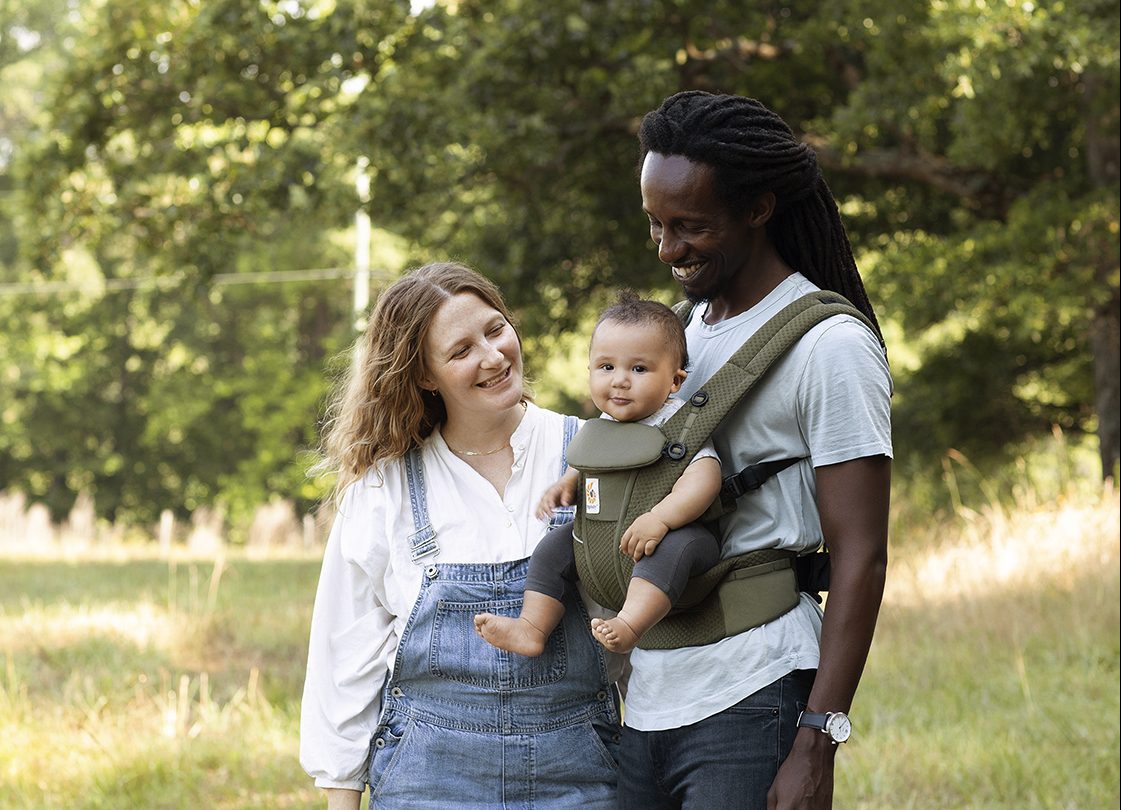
618, 668, 814, 809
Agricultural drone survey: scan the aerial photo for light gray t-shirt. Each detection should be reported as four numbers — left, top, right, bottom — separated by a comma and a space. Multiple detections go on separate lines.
624, 272, 893, 731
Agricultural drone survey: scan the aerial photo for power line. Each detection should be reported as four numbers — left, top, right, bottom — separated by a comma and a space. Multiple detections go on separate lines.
0, 266, 395, 297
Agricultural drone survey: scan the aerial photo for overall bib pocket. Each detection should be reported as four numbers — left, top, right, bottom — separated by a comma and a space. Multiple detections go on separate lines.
431, 598, 568, 688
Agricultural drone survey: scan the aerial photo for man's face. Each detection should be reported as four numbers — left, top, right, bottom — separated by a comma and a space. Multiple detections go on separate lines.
640, 152, 755, 303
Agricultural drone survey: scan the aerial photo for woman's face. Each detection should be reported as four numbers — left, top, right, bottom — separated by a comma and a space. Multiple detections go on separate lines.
422, 292, 524, 422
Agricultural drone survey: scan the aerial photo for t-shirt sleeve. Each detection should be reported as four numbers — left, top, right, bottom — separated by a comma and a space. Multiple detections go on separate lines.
796, 318, 893, 468
689, 438, 720, 464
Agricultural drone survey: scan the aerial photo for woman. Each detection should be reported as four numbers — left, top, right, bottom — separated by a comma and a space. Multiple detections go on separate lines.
299, 262, 622, 810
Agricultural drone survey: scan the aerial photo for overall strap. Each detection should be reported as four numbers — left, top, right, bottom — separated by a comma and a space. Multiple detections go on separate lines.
404, 448, 440, 564
550, 415, 581, 527
561, 414, 579, 475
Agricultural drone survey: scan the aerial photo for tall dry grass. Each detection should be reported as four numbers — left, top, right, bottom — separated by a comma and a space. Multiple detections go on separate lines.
0, 468, 1117, 809
841, 468, 1120, 808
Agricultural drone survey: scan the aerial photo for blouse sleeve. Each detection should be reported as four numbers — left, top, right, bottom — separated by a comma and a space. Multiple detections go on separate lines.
299, 480, 396, 790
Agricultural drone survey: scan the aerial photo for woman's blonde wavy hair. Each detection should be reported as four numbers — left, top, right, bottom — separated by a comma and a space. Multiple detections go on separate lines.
315, 261, 525, 499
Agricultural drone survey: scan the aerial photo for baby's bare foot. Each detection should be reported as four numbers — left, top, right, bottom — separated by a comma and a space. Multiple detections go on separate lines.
475, 613, 547, 656
590, 616, 640, 654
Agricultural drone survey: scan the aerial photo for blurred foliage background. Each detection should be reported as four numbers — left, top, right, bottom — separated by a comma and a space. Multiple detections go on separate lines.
0, 0, 1118, 533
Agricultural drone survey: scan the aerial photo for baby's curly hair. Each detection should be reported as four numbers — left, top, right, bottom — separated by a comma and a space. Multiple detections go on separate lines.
594, 290, 688, 370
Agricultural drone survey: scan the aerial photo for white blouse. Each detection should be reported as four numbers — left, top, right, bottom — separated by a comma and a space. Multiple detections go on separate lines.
299, 403, 587, 790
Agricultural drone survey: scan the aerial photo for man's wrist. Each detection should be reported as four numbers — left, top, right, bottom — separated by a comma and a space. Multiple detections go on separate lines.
797, 709, 852, 744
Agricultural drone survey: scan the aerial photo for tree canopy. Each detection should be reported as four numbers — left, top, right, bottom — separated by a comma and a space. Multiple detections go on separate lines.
2, 0, 1117, 526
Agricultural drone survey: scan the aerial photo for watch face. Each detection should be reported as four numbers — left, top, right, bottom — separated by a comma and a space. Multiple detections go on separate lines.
827, 713, 852, 743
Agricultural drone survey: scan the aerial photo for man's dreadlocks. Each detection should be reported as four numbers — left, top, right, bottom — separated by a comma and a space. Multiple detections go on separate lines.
638, 91, 882, 337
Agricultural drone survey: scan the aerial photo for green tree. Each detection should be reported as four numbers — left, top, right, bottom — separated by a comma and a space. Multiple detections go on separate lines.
3, 0, 380, 522
5, 0, 1118, 529
338, 0, 1118, 480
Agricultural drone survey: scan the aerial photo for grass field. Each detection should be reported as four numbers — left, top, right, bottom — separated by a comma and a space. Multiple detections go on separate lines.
1, 486, 1118, 809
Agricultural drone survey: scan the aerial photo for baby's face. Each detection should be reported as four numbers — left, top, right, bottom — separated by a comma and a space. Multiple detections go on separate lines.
588, 319, 686, 422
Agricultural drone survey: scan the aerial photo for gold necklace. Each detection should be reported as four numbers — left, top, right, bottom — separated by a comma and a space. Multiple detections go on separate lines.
444, 402, 525, 457
446, 441, 509, 457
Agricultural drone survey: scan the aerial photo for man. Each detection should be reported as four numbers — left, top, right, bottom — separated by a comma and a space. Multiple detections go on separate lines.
619, 91, 893, 809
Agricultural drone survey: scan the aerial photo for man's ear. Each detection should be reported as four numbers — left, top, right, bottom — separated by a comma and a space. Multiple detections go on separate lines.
744, 191, 777, 228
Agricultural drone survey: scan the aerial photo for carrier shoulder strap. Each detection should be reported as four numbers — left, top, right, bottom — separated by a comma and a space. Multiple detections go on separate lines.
647, 291, 877, 501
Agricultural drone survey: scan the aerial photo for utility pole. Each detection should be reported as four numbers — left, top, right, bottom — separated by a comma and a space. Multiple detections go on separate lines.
353, 156, 372, 332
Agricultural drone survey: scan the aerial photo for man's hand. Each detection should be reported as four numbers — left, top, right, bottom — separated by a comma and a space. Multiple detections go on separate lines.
767, 731, 837, 809
620, 512, 670, 561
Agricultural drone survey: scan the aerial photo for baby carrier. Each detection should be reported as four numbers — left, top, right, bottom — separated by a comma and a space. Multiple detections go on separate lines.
565, 291, 880, 650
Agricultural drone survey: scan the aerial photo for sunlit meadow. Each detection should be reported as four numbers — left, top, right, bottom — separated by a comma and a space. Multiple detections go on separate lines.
1, 471, 1117, 809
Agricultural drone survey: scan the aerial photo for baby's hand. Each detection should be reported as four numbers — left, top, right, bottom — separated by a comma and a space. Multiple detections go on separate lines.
535, 476, 577, 520
620, 513, 670, 561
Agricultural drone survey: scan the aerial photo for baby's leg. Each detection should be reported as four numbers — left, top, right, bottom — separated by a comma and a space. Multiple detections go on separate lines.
475, 522, 576, 656
591, 577, 671, 653
592, 523, 720, 653
476, 590, 565, 656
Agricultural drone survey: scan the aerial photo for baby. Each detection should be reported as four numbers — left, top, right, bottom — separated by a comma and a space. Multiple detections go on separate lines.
475, 292, 722, 654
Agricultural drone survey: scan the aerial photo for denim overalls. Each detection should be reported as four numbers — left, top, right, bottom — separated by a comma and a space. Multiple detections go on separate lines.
367, 417, 621, 808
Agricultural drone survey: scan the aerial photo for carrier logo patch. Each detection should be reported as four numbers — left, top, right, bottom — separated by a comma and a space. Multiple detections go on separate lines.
584, 477, 600, 514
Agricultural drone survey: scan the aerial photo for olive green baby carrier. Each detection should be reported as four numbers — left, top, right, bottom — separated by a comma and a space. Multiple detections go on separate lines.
566, 291, 878, 650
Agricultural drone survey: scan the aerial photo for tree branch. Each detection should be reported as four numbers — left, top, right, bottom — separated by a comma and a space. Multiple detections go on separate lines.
803, 133, 1010, 214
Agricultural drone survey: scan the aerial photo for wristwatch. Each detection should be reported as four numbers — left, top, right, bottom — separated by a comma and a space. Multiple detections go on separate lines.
796, 710, 852, 744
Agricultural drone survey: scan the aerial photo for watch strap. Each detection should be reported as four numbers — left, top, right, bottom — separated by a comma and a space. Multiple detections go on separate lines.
796, 710, 830, 731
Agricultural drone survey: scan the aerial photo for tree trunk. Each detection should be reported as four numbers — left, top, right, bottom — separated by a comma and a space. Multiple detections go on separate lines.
1089, 290, 1120, 481
1083, 72, 1121, 481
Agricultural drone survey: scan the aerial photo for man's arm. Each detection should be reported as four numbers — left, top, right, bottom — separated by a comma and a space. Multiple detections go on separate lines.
768, 454, 891, 810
